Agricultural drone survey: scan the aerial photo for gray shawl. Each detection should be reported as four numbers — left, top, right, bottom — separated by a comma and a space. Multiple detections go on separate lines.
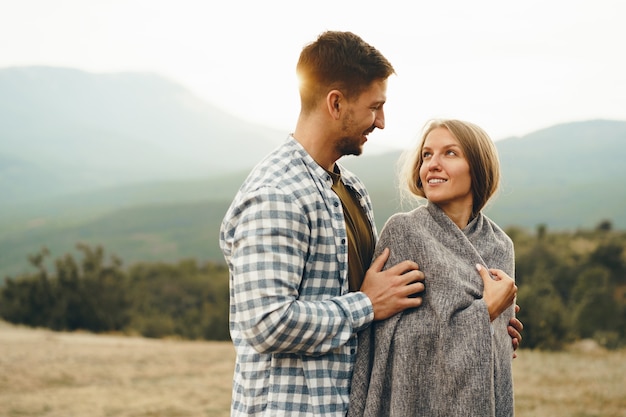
349, 203, 515, 417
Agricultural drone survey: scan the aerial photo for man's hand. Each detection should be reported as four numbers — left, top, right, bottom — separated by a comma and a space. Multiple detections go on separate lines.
508, 304, 523, 358
476, 264, 517, 322
360, 248, 425, 321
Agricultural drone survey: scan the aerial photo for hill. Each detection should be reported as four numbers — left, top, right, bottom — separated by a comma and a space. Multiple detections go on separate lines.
2, 119, 625, 280
0, 66, 624, 279
341, 119, 626, 231
0, 66, 286, 203
486, 119, 626, 229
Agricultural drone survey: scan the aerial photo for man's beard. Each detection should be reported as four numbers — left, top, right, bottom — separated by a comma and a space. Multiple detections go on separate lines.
337, 111, 369, 156
336, 135, 363, 156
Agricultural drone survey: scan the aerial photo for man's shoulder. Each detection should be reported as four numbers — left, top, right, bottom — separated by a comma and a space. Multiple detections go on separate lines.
226, 151, 324, 219
242, 140, 299, 180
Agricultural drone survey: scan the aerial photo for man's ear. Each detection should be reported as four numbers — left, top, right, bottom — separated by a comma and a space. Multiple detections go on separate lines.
326, 90, 343, 120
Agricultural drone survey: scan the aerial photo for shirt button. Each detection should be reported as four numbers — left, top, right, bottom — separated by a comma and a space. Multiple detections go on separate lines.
341, 239, 346, 244
334, 201, 339, 207
351, 349, 356, 355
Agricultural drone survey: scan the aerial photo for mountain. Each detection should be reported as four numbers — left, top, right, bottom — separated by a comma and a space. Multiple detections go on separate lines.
2, 118, 625, 281
485, 119, 626, 229
0, 66, 286, 203
2, 119, 625, 280
0, 66, 624, 280
342, 119, 626, 231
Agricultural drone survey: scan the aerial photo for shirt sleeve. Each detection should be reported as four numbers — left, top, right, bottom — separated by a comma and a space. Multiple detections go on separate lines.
227, 186, 373, 355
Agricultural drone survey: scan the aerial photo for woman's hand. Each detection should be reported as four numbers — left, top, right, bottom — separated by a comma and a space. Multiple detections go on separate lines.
475, 264, 517, 322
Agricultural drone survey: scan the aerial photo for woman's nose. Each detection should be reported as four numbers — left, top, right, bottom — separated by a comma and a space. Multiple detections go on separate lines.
428, 154, 441, 169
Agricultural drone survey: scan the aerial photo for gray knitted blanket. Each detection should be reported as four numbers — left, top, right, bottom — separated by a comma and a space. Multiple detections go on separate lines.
348, 203, 515, 417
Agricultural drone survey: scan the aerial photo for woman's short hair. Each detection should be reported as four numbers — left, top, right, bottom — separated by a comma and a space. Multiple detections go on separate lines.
404, 119, 501, 215
296, 31, 395, 112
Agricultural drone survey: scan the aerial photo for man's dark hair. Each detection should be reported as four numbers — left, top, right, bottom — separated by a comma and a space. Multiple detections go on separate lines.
296, 31, 395, 112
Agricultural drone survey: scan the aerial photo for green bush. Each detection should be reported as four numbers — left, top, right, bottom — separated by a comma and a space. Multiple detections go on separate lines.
2, 226, 625, 349
0, 245, 230, 341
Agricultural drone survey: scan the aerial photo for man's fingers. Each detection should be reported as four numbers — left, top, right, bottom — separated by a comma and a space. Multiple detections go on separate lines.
509, 317, 524, 336
404, 295, 423, 307
388, 259, 422, 278
508, 325, 522, 342
369, 247, 390, 272
402, 268, 425, 283
404, 280, 425, 296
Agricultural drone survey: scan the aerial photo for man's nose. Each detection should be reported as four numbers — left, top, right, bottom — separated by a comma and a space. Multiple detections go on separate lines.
374, 109, 385, 130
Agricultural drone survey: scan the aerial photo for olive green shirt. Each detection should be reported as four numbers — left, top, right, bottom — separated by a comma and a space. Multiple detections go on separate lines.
328, 168, 375, 292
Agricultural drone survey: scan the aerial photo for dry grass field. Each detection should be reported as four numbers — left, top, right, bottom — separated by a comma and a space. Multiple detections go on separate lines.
1, 320, 624, 417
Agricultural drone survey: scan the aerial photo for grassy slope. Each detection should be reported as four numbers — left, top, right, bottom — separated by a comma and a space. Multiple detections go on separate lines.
0, 200, 231, 280
1, 321, 624, 417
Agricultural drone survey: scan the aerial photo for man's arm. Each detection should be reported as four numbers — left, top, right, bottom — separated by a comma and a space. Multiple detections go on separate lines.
227, 188, 374, 355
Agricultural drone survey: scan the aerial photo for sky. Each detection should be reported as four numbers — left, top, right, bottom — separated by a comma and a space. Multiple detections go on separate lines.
1, 0, 625, 152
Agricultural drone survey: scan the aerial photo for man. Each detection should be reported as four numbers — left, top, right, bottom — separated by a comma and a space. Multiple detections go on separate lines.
220, 31, 522, 416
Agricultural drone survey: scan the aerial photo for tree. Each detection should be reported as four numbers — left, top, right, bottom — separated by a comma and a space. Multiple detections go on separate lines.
596, 219, 613, 232
0, 244, 130, 333
516, 277, 570, 350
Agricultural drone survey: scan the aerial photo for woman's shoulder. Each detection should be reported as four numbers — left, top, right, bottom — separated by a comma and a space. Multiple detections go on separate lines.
481, 213, 513, 238
478, 213, 515, 256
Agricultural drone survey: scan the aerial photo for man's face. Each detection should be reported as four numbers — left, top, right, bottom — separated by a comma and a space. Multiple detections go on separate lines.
336, 79, 388, 157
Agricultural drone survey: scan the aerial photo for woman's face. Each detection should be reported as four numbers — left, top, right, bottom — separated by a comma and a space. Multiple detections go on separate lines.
419, 126, 473, 214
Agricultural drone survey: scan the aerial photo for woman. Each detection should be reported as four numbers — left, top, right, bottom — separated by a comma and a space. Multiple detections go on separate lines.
348, 119, 517, 417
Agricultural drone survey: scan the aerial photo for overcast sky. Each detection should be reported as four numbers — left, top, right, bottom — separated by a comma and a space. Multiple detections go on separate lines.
1, 0, 625, 152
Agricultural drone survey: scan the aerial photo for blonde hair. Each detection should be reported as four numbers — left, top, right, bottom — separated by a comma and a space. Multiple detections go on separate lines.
402, 119, 501, 215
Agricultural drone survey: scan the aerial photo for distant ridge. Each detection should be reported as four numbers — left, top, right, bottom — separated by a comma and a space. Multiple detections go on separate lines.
341, 119, 626, 231
0, 66, 286, 202
1, 118, 625, 280
0, 66, 624, 279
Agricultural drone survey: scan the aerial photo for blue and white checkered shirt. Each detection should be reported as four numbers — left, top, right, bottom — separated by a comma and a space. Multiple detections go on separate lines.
220, 136, 377, 416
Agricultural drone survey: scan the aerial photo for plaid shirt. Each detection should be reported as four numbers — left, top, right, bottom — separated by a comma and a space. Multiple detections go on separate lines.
220, 136, 377, 416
